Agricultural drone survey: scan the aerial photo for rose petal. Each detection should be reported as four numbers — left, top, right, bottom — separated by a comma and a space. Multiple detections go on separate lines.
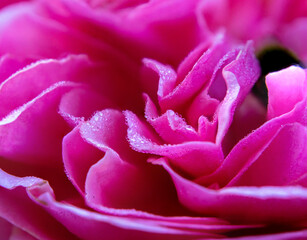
85, 150, 149, 210
63, 109, 131, 194
199, 0, 274, 47
187, 91, 219, 128
125, 110, 223, 177
143, 59, 177, 101
156, 158, 307, 223
0, 169, 78, 240
28, 178, 248, 239
222, 94, 266, 155
79, 109, 138, 161
228, 123, 307, 186
8, 227, 38, 240
30, 190, 220, 239
0, 54, 32, 84
0, 54, 92, 119
1, 169, 261, 239
62, 126, 103, 194
197, 95, 306, 187
59, 87, 116, 126
0, 1, 26, 9
85, 150, 186, 216
157, 34, 232, 111
278, 18, 307, 65
215, 41, 260, 145
9, 0, 206, 67
0, 81, 79, 165
266, 65, 306, 120
144, 94, 201, 144
85, 0, 148, 10
0, 217, 12, 240
67, 109, 185, 215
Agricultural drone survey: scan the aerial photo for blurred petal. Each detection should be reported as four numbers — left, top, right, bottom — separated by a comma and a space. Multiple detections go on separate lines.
0, 55, 32, 84
278, 18, 307, 65
0, 169, 78, 240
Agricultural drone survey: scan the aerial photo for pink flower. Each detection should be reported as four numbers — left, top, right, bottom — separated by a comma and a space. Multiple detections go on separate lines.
0, 0, 306, 239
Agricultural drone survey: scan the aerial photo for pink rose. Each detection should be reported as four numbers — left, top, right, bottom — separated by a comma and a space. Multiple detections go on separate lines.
0, 0, 306, 239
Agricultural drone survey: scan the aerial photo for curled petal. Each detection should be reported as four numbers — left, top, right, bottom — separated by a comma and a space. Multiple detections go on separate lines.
0, 81, 79, 165
63, 126, 103, 194
0, 55, 92, 119
156, 158, 307, 224
59, 87, 116, 126
150, 34, 232, 111
0, 169, 77, 240
198, 96, 306, 187
125, 110, 223, 177
0, 169, 252, 239
215, 41, 260, 145
144, 94, 201, 144
228, 123, 307, 187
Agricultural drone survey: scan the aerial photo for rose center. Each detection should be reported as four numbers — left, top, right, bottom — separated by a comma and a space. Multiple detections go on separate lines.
253, 46, 303, 106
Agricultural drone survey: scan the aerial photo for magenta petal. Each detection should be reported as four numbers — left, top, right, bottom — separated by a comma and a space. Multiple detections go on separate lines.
143, 59, 177, 101
215, 41, 260, 145
158, 35, 232, 111
144, 94, 201, 144
278, 18, 307, 65
222, 94, 266, 155
0, 217, 12, 240
229, 123, 307, 186
7, 227, 38, 240
85, 150, 148, 209
62, 126, 103, 194
74, 109, 181, 215
0, 1, 27, 9
59, 87, 116, 126
0, 169, 78, 240
125, 110, 223, 177
0, 55, 31, 84
27, 0, 205, 66
0, 170, 262, 239
85, 150, 183, 215
63, 109, 130, 194
79, 109, 138, 162
0, 55, 92, 119
85, 0, 148, 10
0, 81, 79, 165
187, 90, 219, 128
199, 0, 271, 44
156, 158, 307, 224
266, 66, 306, 120
28, 179, 223, 239
198, 95, 306, 187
